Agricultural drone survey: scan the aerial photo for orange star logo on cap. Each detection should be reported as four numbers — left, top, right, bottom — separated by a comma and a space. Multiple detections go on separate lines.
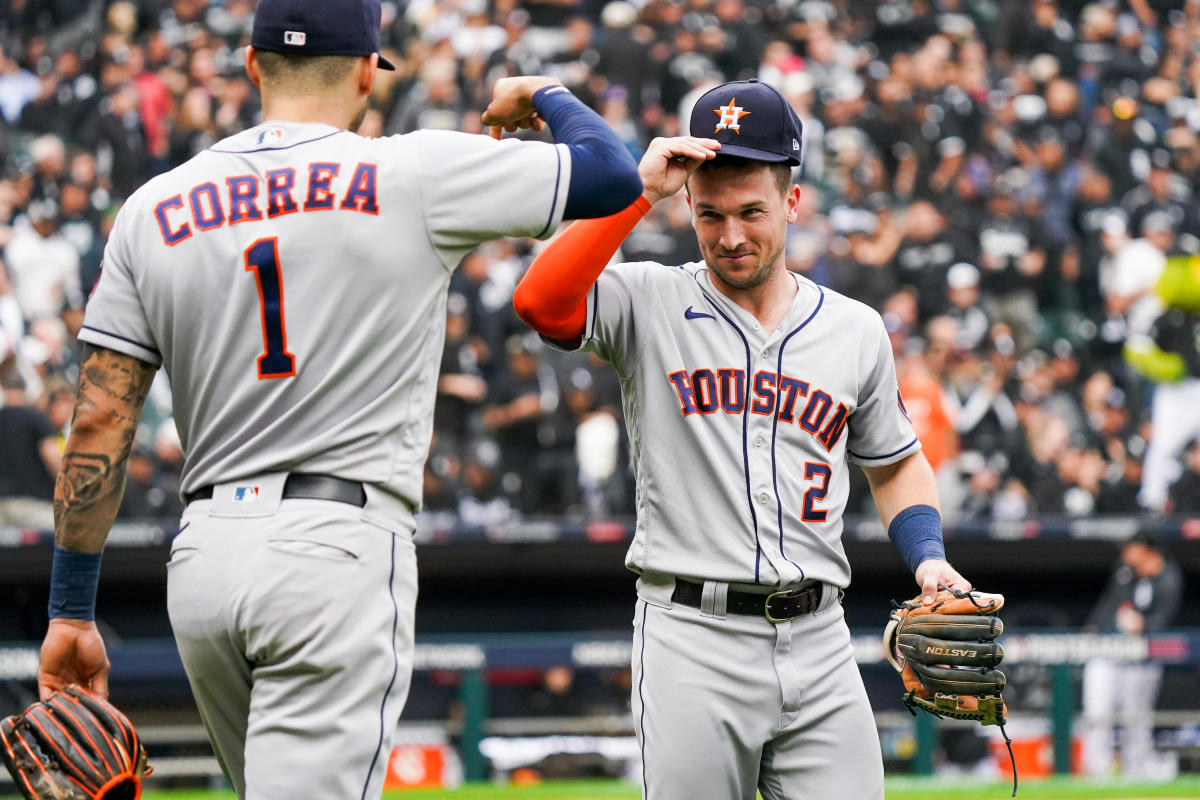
713, 98, 750, 134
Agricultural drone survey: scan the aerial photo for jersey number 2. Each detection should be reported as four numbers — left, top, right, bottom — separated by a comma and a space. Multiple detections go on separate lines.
244, 237, 296, 379
802, 462, 831, 522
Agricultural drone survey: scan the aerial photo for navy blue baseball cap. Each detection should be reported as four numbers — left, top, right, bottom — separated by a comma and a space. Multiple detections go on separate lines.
689, 80, 803, 166
252, 0, 396, 71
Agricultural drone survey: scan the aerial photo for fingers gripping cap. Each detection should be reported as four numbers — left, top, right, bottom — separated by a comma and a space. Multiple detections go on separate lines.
252, 0, 396, 70
689, 80, 804, 166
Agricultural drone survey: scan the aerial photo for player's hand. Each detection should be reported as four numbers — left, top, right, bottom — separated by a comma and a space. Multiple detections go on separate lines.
38, 618, 110, 700
914, 558, 972, 606
638, 136, 721, 205
482, 76, 561, 140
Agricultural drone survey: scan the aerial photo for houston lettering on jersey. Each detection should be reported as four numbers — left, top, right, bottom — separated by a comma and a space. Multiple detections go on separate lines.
666, 367, 849, 452
154, 161, 380, 246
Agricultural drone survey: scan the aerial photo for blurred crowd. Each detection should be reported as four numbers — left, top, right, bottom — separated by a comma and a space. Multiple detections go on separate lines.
4, 0, 1200, 527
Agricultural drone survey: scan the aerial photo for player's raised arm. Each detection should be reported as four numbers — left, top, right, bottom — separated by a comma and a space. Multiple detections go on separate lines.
483, 77, 645, 221
861, 451, 971, 605
38, 344, 156, 700
512, 136, 720, 342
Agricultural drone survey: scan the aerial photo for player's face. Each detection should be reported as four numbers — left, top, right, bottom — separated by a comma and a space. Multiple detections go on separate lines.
689, 164, 799, 292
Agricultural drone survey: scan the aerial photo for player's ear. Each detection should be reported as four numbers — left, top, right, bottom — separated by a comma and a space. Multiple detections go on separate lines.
245, 46, 262, 89
359, 54, 377, 97
785, 183, 801, 224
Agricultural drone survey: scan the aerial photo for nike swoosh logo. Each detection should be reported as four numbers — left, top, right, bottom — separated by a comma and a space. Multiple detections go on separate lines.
684, 306, 715, 321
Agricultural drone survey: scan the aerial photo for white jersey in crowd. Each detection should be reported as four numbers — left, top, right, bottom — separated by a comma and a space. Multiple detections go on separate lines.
81, 121, 569, 525
573, 261, 919, 588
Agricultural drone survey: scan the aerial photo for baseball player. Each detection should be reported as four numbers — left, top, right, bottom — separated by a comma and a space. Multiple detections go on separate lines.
514, 80, 974, 799
35, 0, 640, 797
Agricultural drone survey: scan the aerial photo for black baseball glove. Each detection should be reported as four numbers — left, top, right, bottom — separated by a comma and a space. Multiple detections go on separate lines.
1, 685, 151, 800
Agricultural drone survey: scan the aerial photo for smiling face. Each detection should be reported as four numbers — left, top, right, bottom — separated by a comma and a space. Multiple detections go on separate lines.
687, 159, 799, 293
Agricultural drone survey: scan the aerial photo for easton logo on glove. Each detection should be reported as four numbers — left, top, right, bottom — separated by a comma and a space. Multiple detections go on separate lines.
1, 685, 151, 800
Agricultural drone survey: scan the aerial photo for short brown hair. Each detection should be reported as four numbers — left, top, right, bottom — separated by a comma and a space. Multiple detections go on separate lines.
691, 156, 793, 195
255, 51, 361, 93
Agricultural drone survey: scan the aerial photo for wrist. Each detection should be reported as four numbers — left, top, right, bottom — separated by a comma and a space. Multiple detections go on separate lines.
528, 79, 565, 104
888, 505, 946, 574
48, 546, 102, 622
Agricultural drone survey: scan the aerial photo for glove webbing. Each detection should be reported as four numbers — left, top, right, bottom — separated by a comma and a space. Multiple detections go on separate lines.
903, 691, 1017, 797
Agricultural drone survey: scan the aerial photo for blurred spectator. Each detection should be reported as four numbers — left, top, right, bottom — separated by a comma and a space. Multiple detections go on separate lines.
896, 335, 957, 474
457, 438, 518, 527
483, 333, 563, 513
0, 365, 60, 530
943, 263, 989, 352
3, 199, 81, 322
1082, 529, 1184, 779
117, 444, 183, 520
436, 294, 489, 450
0, 42, 39, 124
1168, 439, 1200, 513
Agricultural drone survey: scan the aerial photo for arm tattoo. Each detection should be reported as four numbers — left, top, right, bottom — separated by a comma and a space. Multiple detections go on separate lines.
54, 345, 157, 553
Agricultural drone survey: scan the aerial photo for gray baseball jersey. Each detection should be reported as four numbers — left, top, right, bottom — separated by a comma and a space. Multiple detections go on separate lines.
81, 121, 569, 523
573, 261, 919, 588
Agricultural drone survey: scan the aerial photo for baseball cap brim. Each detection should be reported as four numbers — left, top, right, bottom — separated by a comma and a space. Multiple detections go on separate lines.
713, 144, 796, 164
378, 53, 396, 70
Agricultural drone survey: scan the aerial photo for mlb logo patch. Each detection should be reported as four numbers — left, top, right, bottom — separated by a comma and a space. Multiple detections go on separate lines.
256, 127, 285, 146
284, 30, 307, 46
233, 486, 261, 503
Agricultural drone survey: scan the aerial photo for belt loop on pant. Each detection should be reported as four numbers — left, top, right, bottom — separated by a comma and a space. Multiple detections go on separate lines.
700, 581, 727, 617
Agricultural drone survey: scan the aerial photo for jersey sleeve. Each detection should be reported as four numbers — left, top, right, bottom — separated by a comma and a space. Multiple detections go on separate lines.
846, 312, 920, 466
77, 204, 162, 366
559, 261, 654, 376
413, 130, 570, 266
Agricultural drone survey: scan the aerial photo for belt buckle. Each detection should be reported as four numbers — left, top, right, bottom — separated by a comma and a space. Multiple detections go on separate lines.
764, 589, 799, 624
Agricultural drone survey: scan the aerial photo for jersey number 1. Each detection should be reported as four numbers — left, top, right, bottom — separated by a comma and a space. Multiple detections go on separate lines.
244, 237, 296, 379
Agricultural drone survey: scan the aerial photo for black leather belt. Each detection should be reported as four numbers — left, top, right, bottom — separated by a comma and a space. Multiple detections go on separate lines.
672, 578, 825, 623
185, 473, 367, 507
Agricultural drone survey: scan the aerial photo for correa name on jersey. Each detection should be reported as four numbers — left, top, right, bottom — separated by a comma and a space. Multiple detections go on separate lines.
153, 160, 380, 246
666, 366, 849, 452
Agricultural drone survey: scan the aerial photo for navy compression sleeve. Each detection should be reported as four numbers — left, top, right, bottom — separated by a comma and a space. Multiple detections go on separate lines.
531, 85, 642, 219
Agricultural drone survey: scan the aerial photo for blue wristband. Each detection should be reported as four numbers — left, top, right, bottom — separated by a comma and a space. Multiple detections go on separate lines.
887, 504, 946, 574
48, 546, 102, 621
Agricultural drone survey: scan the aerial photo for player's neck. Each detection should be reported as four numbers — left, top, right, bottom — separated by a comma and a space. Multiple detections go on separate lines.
711, 267, 798, 333
260, 96, 359, 131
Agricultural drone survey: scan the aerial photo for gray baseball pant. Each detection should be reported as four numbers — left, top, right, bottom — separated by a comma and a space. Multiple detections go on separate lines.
166, 488, 416, 799
631, 581, 884, 800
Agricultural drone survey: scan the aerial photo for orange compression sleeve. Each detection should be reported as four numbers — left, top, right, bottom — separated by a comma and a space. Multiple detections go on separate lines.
513, 195, 652, 341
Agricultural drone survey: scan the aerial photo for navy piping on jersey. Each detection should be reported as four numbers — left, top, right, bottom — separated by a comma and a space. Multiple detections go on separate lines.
361, 533, 401, 800
701, 292, 765, 583
208, 129, 347, 155
848, 436, 919, 461
79, 325, 161, 358
534, 146, 564, 239
770, 286, 825, 578
636, 600, 649, 799
587, 282, 599, 343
